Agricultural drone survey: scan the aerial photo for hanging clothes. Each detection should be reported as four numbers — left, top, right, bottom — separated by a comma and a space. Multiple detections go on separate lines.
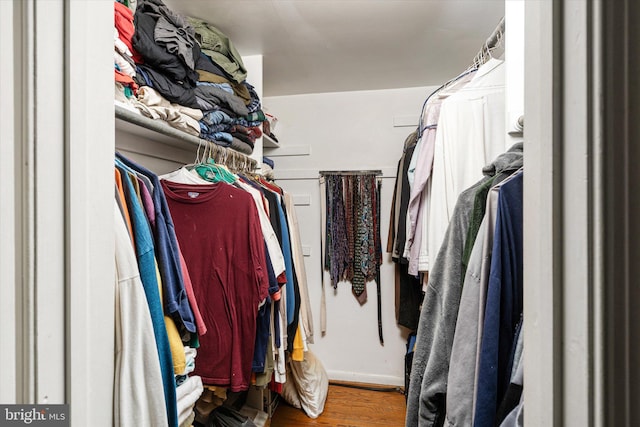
158, 161, 315, 393
390, 132, 419, 263
388, 131, 422, 331
405, 144, 523, 427
161, 179, 270, 392
473, 171, 524, 427
160, 166, 286, 282
116, 153, 197, 335
405, 70, 476, 276
114, 141, 313, 412
115, 159, 179, 427
389, 58, 506, 341
425, 58, 506, 273
283, 191, 314, 344
497, 325, 524, 427
446, 165, 523, 427
114, 200, 169, 427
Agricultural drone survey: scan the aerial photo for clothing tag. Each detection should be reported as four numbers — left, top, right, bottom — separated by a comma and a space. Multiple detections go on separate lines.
188, 192, 200, 199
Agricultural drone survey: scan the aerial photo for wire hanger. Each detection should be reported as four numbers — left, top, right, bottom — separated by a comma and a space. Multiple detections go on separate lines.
417, 67, 477, 137
472, 17, 505, 69
417, 16, 505, 138
195, 137, 205, 165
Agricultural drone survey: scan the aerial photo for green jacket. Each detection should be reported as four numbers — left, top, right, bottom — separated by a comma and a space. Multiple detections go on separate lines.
187, 17, 247, 83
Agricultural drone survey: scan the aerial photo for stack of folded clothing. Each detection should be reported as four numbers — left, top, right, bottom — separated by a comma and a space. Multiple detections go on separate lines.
173, 347, 202, 427
199, 110, 235, 147
228, 124, 263, 154
114, 1, 138, 98
261, 158, 275, 181
132, 0, 200, 107
188, 18, 268, 153
135, 86, 203, 136
176, 375, 204, 427
263, 112, 280, 143
113, 0, 269, 154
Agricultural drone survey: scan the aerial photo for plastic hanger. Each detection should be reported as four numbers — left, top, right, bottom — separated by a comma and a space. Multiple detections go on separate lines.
194, 142, 237, 184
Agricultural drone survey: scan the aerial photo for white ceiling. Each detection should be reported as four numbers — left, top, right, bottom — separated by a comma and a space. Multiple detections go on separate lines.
163, 0, 505, 96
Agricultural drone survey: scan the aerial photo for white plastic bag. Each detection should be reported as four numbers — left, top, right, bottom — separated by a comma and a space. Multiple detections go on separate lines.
280, 378, 302, 409
280, 351, 328, 419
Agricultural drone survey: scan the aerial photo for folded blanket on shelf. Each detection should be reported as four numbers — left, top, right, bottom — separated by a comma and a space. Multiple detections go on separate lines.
135, 86, 203, 136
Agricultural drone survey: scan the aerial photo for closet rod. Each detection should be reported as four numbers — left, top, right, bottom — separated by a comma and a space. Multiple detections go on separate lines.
319, 170, 383, 176
114, 104, 258, 170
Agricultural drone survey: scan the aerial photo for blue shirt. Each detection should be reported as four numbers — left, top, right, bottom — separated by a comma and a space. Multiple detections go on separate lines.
474, 172, 523, 427
275, 194, 295, 324
253, 243, 276, 373
116, 153, 196, 334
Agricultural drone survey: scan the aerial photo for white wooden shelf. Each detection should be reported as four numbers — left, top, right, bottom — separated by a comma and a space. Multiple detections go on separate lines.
114, 103, 258, 169
262, 133, 280, 148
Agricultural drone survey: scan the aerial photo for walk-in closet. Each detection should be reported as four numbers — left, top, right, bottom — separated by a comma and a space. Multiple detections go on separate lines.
1, 0, 640, 426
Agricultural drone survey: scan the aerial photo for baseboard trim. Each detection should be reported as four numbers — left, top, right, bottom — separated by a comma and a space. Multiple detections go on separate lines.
326, 370, 404, 387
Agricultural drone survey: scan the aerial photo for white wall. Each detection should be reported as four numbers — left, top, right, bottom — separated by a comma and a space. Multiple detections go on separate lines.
505, 0, 524, 146
2, 0, 115, 419
265, 86, 437, 385
242, 55, 264, 168
115, 129, 194, 174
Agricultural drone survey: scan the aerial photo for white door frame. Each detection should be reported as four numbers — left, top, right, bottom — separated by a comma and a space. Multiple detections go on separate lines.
64, 0, 115, 423
0, 0, 19, 405
1, 1, 115, 424
524, 0, 640, 425
4, 1, 639, 425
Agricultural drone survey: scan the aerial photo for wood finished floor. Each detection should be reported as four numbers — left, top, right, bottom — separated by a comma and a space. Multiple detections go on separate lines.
270, 384, 406, 427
